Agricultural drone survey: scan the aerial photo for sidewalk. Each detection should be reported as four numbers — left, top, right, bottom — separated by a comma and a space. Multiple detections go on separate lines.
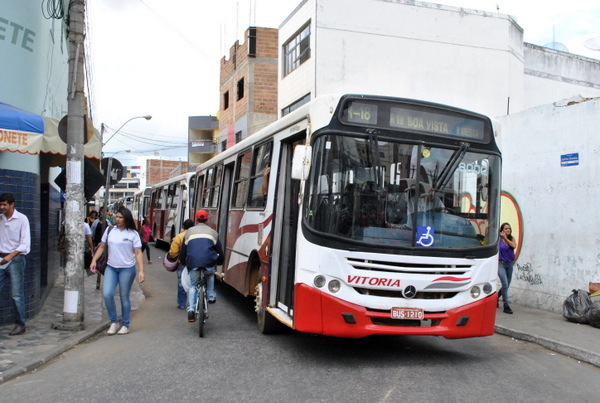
1, 283, 599, 383
0, 270, 144, 383
494, 304, 600, 367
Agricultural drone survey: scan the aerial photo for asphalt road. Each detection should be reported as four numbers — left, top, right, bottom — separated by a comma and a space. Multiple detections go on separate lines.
1, 245, 599, 402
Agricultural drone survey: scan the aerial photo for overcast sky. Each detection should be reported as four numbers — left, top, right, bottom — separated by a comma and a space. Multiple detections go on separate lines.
87, 0, 600, 167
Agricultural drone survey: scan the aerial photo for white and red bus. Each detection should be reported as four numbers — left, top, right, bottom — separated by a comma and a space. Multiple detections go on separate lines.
149, 172, 196, 247
193, 94, 501, 338
132, 186, 151, 229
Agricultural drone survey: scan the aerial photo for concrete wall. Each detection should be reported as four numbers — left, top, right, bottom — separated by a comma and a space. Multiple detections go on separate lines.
523, 44, 600, 111
498, 97, 600, 312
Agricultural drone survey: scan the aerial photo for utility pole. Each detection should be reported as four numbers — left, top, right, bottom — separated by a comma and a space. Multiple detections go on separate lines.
54, 0, 87, 330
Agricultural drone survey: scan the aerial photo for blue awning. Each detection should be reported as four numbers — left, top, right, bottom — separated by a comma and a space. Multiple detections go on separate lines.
0, 101, 101, 162
0, 102, 44, 134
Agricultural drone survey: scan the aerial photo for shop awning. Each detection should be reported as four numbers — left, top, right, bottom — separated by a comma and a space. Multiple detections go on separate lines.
0, 102, 101, 166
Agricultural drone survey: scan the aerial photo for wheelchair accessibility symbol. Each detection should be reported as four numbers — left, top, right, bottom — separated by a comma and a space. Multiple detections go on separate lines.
416, 226, 435, 247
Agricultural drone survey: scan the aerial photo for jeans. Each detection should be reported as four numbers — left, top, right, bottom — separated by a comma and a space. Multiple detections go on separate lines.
176, 265, 187, 308
498, 260, 514, 307
0, 255, 27, 326
186, 267, 216, 313
103, 265, 137, 327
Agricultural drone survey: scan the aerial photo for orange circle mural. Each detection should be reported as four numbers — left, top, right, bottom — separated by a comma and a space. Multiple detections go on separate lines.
500, 191, 523, 261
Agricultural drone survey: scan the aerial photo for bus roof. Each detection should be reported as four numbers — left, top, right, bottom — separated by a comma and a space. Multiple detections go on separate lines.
195, 94, 343, 173
151, 171, 194, 189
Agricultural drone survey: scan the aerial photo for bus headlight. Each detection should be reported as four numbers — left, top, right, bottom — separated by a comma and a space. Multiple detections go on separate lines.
328, 279, 341, 293
314, 275, 326, 288
470, 286, 481, 299
483, 283, 493, 294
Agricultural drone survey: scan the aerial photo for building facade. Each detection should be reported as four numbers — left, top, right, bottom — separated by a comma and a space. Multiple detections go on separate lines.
188, 115, 219, 171
277, 0, 600, 119
146, 159, 189, 187
0, 0, 70, 325
218, 27, 279, 150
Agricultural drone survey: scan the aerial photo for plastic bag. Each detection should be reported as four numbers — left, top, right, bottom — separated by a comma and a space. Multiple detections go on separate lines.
562, 289, 593, 324
587, 302, 600, 328
181, 267, 191, 293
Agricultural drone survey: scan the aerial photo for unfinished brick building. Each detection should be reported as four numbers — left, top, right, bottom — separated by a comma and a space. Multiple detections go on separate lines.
218, 27, 278, 150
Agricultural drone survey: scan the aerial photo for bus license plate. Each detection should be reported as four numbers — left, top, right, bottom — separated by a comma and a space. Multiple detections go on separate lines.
391, 307, 424, 320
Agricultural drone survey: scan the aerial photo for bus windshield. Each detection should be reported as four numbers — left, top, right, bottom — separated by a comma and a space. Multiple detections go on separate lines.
305, 133, 500, 249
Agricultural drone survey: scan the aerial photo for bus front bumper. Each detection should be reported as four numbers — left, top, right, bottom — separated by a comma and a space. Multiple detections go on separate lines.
293, 283, 498, 339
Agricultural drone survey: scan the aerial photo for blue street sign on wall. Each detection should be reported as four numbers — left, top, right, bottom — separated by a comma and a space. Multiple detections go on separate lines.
561, 153, 579, 167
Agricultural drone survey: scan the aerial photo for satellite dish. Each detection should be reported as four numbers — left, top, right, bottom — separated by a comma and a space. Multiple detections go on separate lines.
543, 42, 569, 52
584, 36, 600, 51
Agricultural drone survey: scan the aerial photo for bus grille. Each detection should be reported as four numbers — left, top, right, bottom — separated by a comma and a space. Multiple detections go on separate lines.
346, 257, 472, 275
354, 288, 457, 299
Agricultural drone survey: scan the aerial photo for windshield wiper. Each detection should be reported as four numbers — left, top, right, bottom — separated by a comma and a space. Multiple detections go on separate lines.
432, 142, 469, 193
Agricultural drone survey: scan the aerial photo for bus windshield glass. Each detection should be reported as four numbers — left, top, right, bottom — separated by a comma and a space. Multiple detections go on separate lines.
305, 134, 500, 249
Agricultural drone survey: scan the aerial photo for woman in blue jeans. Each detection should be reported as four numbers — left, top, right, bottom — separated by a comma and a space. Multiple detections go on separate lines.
91, 207, 145, 335
498, 222, 517, 314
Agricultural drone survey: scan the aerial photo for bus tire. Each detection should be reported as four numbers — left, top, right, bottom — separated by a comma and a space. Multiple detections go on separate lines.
255, 282, 280, 334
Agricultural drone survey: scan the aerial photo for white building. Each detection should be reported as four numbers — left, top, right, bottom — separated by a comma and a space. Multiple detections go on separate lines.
278, 0, 600, 119
276, 0, 600, 312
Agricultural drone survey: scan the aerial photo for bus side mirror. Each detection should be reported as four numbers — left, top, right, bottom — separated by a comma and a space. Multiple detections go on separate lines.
291, 145, 312, 180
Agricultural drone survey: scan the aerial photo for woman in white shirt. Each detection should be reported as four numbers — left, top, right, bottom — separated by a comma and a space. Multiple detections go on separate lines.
91, 207, 145, 335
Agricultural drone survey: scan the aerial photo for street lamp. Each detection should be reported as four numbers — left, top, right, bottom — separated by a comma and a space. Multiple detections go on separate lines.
102, 115, 152, 146
98, 114, 150, 245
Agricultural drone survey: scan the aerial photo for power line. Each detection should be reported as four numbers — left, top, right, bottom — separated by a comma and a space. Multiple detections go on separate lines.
138, 0, 210, 59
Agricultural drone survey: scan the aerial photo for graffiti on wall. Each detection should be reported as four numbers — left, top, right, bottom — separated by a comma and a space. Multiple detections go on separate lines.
500, 191, 523, 260
515, 262, 543, 285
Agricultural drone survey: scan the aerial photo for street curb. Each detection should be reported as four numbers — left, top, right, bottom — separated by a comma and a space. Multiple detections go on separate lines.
495, 325, 600, 368
0, 320, 110, 384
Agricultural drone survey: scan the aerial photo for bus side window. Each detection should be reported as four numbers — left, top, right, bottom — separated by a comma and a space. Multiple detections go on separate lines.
233, 150, 252, 208
248, 142, 272, 208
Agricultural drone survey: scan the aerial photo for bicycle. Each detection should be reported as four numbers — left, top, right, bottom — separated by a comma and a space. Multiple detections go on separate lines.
194, 267, 209, 337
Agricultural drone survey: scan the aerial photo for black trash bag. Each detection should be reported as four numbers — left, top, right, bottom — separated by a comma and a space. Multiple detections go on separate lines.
587, 303, 600, 328
563, 289, 593, 324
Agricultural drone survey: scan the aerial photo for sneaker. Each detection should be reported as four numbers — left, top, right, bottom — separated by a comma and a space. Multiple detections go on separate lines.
107, 323, 120, 335
208, 298, 216, 304
8, 326, 26, 336
187, 310, 195, 322
177, 305, 185, 309
503, 306, 514, 314
117, 326, 129, 335
148, 260, 153, 264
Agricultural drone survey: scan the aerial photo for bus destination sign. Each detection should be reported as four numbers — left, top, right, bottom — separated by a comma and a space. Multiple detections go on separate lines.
341, 100, 487, 141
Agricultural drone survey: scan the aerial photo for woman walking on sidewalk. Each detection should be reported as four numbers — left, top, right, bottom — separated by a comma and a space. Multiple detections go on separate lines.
498, 222, 516, 314
90, 207, 145, 335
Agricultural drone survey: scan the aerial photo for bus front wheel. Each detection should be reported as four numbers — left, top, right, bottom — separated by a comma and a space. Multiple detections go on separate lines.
255, 282, 280, 334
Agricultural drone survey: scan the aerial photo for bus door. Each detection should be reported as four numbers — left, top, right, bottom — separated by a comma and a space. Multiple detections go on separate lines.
270, 138, 304, 314
217, 163, 234, 278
